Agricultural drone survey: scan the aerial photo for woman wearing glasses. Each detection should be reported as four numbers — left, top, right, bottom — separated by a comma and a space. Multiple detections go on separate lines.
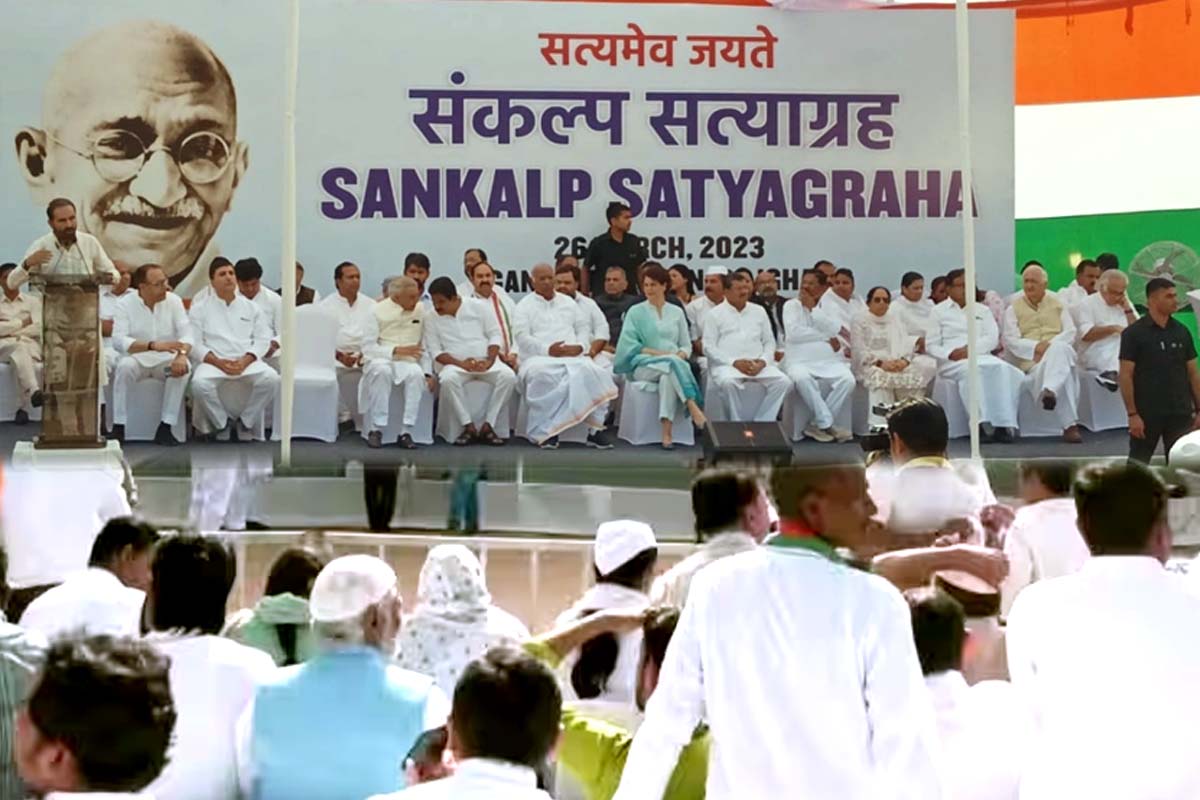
851, 286, 936, 431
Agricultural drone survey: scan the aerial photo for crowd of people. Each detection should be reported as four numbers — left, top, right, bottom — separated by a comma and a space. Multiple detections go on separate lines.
7, 198, 1196, 460
0, 393, 1198, 798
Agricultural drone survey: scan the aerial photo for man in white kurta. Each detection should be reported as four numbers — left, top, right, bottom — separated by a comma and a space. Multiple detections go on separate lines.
360, 276, 434, 448
98, 261, 133, 387
1055, 258, 1100, 310
1002, 266, 1082, 441
782, 271, 855, 442
1075, 269, 1137, 389
189, 261, 280, 440
319, 262, 377, 425
514, 264, 617, 448
686, 266, 726, 351
817, 268, 867, 359
464, 261, 519, 371
556, 264, 612, 371
613, 465, 943, 800
111, 264, 193, 444
892, 272, 939, 377
234, 258, 283, 371
426, 278, 516, 445
702, 271, 789, 422
1007, 461, 1200, 800
928, 269, 1023, 439
0, 264, 43, 420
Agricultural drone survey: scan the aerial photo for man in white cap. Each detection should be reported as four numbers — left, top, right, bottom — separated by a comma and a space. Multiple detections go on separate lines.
237, 555, 450, 800
687, 266, 727, 354
554, 520, 658, 709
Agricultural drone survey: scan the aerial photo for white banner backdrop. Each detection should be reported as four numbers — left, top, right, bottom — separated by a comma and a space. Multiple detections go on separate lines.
0, 1, 1012, 299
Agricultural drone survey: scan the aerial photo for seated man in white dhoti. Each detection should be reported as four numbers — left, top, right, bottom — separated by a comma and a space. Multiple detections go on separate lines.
555, 261, 611, 370
188, 259, 280, 441
426, 277, 516, 446
1002, 264, 1083, 443
781, 269, 854, 442
1076, 268, 1137, 391
319, 261, 376, 428
359, 276, 435, 449
0, 262, 43, 425
817, 267, 866, 360
514, 263, 618, 450
111, 263, 193, 445
928, 268, 1023, 443
234, 258, 282, 370
703, 270, 790, 423
853, 287, 936, 432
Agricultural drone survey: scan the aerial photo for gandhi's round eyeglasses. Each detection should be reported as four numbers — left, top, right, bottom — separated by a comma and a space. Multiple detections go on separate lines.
52, 129, 233, 185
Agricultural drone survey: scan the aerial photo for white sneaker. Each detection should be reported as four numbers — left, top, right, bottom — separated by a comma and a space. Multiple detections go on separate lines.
803, 426, 834, 443
831, 428, 854, 442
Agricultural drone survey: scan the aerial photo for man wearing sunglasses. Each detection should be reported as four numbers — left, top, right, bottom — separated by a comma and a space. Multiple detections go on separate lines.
14, 20, 248, 299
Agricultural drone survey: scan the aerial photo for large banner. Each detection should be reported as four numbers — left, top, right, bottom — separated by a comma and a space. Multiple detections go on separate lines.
1, 1, 1013, 299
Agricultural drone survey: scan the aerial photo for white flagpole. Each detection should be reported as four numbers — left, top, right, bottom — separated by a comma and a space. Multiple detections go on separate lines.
279, 0, 299, 467
956, 0, 982, 462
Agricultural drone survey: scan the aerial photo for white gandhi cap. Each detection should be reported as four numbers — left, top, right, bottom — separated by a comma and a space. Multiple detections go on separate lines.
706, 265, 729, 276
593, 519, 657, 575
309, 554, 397, 622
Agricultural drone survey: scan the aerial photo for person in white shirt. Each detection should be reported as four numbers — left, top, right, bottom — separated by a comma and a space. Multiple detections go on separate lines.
1005, 260, 1057, 307
999, 462, 1089, 618
514, 264, 617, 449
0, 466, 131, 622
404, 252, 434, 309
651, 469, 770, 607
457, 246, 488, 298
1055, 258, 1100, 309
426, 278, 517, 446
555, 262, 612, 370
1075, 268, 1137, 390
907, 587, 1031, 800
0, 262, 43, 423
703, 270, 789, 423
464, 261, 519, 371
1002, 265, 1082, 443
613, 462, 943, 800
928, 268, 1023, 442
368, 647, 561, 800
892, 271, 936, 344
144, 534, 276, 800
686, 265, 726, 353
14, 634, 176, 799
779, 268, 854, 441
555, 520, 657, 708
234, 258, 283, 370
1008, 462, 1200, 800
319, 261, 378, 427
10, 198, 121, 289
818, 266, 867, 358
20, 518, 157, 641
854, 287, 936, 431
110, 264, 193, 445
98, 261, 134, 390
1007, 461, 1200, 800
188, 260, 280, 441
360, 276, 436, 449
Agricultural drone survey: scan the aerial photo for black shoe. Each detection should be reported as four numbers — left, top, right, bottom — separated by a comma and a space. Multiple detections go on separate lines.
396, 433, 417, 449
111, 424, 125, 442
540, 436, 560, 450
29, 390, 43, 408
978, 424, 995, 444
154, 422, 178, 446
1096, 372, 1119, 392
367, 431, 383, 448
1040, 390, 1057, 411
994, 427, 1017, 444
229, 422, 241, 443
244, 520, 270, 531
338, 419, 357, 435
587, 429, 614, 450
13, 409, 28, 425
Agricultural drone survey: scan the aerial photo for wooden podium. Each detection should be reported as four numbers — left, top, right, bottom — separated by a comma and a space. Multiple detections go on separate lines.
32, 273, 110, 449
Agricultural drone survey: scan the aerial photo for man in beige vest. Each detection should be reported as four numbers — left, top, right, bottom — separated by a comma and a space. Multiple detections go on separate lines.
359, 276, 435, 449
1002, 265, 1082, 443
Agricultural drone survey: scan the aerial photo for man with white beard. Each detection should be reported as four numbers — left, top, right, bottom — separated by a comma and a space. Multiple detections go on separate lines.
1075, 269, 1137, 391
1002, 265, 1083, 443
514, 263, 618, 449
928, 269, 1023, 443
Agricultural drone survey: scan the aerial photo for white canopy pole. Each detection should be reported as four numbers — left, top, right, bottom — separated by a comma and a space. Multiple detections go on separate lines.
279, 0, 300, 467
955, 0, 982, 461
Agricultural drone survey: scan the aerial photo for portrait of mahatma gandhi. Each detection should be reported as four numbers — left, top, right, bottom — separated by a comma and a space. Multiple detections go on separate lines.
15, 20, 247, 294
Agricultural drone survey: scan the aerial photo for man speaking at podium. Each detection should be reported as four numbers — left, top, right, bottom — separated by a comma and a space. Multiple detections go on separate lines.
11, 198, 120, 288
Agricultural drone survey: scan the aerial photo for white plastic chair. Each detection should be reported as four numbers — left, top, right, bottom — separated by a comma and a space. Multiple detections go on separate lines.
104, 374, 186, 442
1077, 367, 1127, 432
435, 378, 514, 443
781, 384, 862, 440
617, 380, 695, 446
0, 363, 42, 422
271, 305, 339, 442
376, 385, 435, 445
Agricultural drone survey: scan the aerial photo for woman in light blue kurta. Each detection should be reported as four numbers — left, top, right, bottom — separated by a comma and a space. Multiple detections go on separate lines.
614, 263, 707, 448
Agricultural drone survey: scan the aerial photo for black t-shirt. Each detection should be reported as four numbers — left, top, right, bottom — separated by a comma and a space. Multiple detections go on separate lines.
584, 232, 647, 296
1119, 315, 1197, 417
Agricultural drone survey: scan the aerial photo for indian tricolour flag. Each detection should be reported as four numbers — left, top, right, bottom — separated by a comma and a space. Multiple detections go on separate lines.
1013, 0, 1200, 327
